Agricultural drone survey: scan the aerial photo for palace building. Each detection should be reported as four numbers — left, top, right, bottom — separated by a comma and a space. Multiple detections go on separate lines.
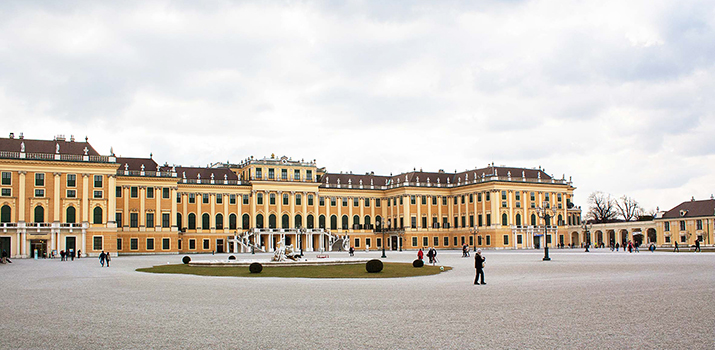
0, 133, 589, 258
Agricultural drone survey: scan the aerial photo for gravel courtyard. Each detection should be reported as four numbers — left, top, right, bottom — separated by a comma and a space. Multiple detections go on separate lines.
1, 249, 713, 349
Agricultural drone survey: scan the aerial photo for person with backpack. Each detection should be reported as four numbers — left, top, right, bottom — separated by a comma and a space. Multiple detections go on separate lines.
474, 249, 485, 285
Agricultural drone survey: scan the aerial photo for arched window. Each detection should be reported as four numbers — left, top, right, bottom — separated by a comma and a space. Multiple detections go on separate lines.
501, 213, 508, 226
515, 213, 522, 226
294, 214, 302, 228
66, 206, 76, 224
376, 216, 382, 229
353, 215, 360, 229
364, 216, 371, 229
318, 215, 325, 229
256, 214, 264, 229
242, 214, 249, 229
342, 215, 349, 229
177, 213, 183, 230
202, 213, 210, 229
229, 214, 237, 230
557, 214, 563, 226
216, 213, 224, 230
34, 205, 44, 223
281, 214, 289, 228
330, 215, 337, 230
269, 214, 276, 229
307, 214, 314, 229
530, 214, 536, 226
93, 207, 103, 224
0, 205, 11, 223
544, 214, 551, 226
188, 213, 196, 229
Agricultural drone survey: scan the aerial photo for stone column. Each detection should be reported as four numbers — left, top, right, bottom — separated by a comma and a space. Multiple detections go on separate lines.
182, 193, 188, 230
53, 173, 61, 222
123, 186, 130, 228
403, 196, 410, 228
155, 187, 161, 230
276, 191, 282, 229
448, 196, 454, 229
196, 192, 202, 231
18, 171, 26, 222
437, 196, 442, 230
108, 175, 116, 227
416, 195, 421, 229
223, 193, 228, 233
427, 196, 432, 230
139, 186, 146, 230
290, 191, 295, 229
348, 197, 353, 230
210, 193, 216, 231
170, 187, 178, 230
457, 195, 461, 228
81, 174, 89, 223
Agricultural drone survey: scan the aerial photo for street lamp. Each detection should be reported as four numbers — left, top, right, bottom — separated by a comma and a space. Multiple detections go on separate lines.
536, 201, 552, 261
581, 222, 592, 252
377, 222, 387, 259
299, 226, 305, 256
470, 226, 479, 254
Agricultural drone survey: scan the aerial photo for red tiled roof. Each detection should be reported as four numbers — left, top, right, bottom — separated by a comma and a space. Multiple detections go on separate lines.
116, 157, 158, 172
175, 167, 238, 181
0, 137, 100, 156
662, 199, 715, 219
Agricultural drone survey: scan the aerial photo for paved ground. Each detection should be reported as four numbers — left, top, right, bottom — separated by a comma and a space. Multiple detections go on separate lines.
1, 248, 713, 349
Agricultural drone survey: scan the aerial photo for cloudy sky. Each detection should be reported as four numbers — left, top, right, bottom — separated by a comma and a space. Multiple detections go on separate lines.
1, 0, 713, 212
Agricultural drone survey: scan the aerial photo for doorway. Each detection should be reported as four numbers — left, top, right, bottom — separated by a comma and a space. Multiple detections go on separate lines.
216, 239, 224, 253
65, 236, 76, 254
0, 237, 10, 257
30, 239, 47, 258
391, 236, 398, 251
533, 235, 541, 249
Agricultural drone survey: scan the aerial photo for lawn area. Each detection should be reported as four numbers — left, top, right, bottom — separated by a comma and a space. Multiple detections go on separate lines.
136, 262, 451, 278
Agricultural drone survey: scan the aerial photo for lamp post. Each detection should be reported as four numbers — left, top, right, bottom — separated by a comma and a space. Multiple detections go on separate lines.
581, 222, 592, 252
536, 201, 552, 261
470, 226, 479, 253
299, 226, 305, 256
379, 223, 387, 259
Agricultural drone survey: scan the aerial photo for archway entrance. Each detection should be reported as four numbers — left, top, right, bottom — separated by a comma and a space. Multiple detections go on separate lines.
633, 231, 643, 246
571, 232, 579, 246
647, 228, 657, 244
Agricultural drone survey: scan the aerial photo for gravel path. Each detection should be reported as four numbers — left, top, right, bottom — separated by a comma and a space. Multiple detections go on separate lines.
1, 249, 713, 349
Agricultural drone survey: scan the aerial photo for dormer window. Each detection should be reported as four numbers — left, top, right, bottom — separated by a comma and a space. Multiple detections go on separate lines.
679, 210, 688, 217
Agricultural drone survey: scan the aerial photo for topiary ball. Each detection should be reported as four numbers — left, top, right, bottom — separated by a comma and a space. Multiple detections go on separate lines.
366, 259, 383, 273
182, 256, 191, 264
228, 255, 236, 260
249, 262, 263, 273
413, 259, 424, 268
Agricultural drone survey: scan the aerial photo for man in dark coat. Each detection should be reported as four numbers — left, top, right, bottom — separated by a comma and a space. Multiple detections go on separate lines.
474, 249, 485, 285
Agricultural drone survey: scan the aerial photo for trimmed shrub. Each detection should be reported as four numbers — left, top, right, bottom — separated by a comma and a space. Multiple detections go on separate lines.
249, 262, 263, 274
182, 256, 191, 264
228, 255, 236, 260
413, 259, 424, 268
365, 259, 383, 273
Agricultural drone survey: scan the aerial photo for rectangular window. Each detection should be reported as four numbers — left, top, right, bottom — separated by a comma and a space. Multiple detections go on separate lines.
189, 239, 196, 250
116, 213, 122, 227
294, 170, 300, 180
319, 197, 325, 206
146, 213, 154, 228
35, 189, 44, 197
65, 189, 76, 198
203, 193, 209, 204
117, 238, 123, 250
517, 235, 523, 244
502, 201, 507, 208
515, 192, 521, 201
664, 236, 671, 243
330, 197, 336, 206
130, 238, 138, 250
478, 215, 483, 227
162, 238, 170, 250
680, 235, 686, 243
116, 186, 122, 198
268, 168, 274, 179
269, 193, 275, 205
469, 215, 474, 227
422, 237, 428, 247
421, 196, 426, 205
162, 213, 170, 228
696, 220, 702, 230
454, 196, 458, 205
188, 193, 195, 203
454, 236, 458, 246
377, 238, 382, 248
66, 174, 76, 187
421, 217, 427, 228
486, 214, 491, 226
469, 194, 473, 203
434, 236, 439, 246
283, 194, 289, 205
461, 195, 465, 204
363, 198, 369, 207
131, 187, 138, 198
177, 194, 181, 203
353, 198, 359, 207
444, 237, 449, 246
216, 194, 223, 204
366, 238, 371, 248
411, 196, 416, 205
35, 173, 44, 186
243, 195, 249, 205
342, 198, 348, 206
281, 169, 287, 180
203, 239, 210, 250
478, 236, 483, 245
486, 235, 491, 246
178, 239, 182, 250
516, 201, 521, 208
94, 175, 103, 188
400, 197, 403, 205
306, 170, 312, 181
478, 193, 482, 202
485, 192, 490, 201
93, 236, 103, 250
1, 188, 11, 196
303, 194, 311, 206
557, 193, 562, 202
442, 197, 447, 205
1, 172, 10, 185
461, 216, 466, 227
376, 198, 381, 207
504, 235, 509, 245
354, 238, 360, 248
147, 238, 155, 250
412, 237, 418, 247
296, 195, 302, 206
680, 221, 686, 231
130, 213, 138, 228
255, 168, 262, 179
93, 190, 102, 199
162, 187, 169, 199
545, 193, 550, 202
502, 191, 507, 200
411, 216, 417, 228
530, 192, 535, 201
432, 196, 437, 205
229, 194, 236, 205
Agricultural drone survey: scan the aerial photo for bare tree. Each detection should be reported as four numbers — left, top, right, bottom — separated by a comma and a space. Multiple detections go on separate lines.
587, 191, 618, 223
615, 195, 641, 221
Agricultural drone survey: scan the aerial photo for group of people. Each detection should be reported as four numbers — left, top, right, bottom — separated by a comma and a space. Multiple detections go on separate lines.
609, 240, 640, 253
416, 247, 439, 264
59, 249, 80, 261
98, 251, 111, 267
461, 244, 471, 257
673, 239, 701, 252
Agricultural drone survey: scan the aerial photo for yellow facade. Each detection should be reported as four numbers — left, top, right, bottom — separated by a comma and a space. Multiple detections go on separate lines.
1, 135, 588, 258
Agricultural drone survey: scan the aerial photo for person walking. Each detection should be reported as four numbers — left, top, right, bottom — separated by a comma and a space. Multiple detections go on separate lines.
105, 252, 111, 267
674, 241, 679, 253
77, 250, 81, 259
474, 249, 485, 285
695, 239, 701, 252
99, 251, 106, 267
431, 248, 438, 265
349, 246, 354, 257
417, 248, 424, 261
